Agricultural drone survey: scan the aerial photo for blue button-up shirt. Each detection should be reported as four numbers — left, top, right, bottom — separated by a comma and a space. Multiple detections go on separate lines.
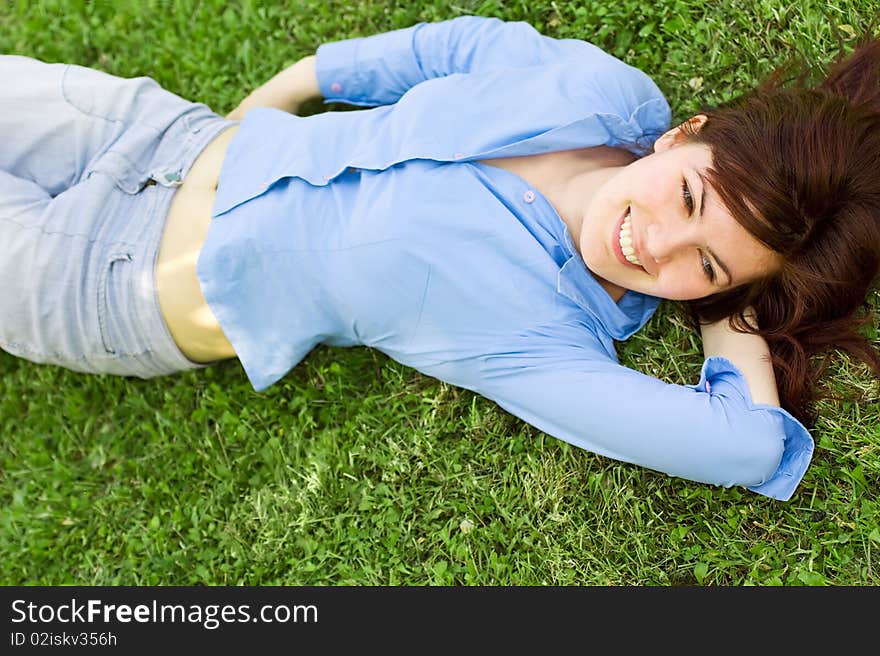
197, 15, 813, 500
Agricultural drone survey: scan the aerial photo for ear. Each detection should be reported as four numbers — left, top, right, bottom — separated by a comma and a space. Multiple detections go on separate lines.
654, 114, 708, 153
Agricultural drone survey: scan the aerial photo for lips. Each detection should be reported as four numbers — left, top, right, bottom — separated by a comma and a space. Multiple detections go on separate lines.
612, 206, 644, 271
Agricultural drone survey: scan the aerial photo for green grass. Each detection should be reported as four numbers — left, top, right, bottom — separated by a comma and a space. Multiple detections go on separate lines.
1, 0, 878, 585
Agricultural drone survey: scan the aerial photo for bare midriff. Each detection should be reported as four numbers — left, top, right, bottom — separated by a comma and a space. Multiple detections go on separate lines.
155, 125, 240, 363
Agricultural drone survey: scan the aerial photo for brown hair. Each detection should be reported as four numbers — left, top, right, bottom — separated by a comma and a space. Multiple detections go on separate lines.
678, 31, 880, 428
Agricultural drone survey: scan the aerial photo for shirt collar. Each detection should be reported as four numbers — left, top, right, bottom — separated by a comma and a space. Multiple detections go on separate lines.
557, 225, 661, 340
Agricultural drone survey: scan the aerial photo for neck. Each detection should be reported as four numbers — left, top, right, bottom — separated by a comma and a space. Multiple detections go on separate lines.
597, 276, 628, 304
553, 146, 636, 255
555, 164, 625, 257
551, 154, 635, 306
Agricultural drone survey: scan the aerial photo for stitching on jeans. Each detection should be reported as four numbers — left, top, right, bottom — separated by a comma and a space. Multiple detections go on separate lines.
1, 338, 153, 361
98, 148, 150, 185
59, 66, 160, 190
61, 65, 168, 134
97, 252, 132, 354
60, 65, 126, 126
0, 215, 137, 246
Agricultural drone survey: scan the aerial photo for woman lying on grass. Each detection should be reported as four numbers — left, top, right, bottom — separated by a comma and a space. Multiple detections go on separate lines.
2, 16, 879, 501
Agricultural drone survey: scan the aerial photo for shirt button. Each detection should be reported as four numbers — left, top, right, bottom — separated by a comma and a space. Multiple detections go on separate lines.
453, 152, 465, 159
330, 82, 342, 94
705, 380, 712, 394
523, 190, 536, 203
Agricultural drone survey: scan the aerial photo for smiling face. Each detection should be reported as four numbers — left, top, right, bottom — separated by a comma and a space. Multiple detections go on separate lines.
577, 116, 782, 301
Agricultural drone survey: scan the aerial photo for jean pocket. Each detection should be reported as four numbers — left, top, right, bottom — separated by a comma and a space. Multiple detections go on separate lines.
97, 251, 138, 355
88, 144, 156, 195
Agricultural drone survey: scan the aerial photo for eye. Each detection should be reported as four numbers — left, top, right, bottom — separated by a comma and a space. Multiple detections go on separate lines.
681, 178, 694, 215
700, 251, 716, 283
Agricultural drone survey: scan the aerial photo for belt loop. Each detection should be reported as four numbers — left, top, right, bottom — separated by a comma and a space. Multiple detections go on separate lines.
148, 168, 184, 188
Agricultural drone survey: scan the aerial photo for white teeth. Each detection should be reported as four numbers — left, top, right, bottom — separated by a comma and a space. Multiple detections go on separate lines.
618, 210, 643, 267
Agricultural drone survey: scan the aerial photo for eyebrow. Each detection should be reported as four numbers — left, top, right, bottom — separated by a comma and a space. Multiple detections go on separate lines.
696, 170, 734, 286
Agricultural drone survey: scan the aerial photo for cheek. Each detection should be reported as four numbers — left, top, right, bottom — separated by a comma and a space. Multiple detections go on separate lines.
654, 266, 710, 301
627, 158, 674, 200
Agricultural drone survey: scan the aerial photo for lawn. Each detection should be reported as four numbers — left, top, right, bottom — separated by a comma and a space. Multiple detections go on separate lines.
1, 0, 878, 585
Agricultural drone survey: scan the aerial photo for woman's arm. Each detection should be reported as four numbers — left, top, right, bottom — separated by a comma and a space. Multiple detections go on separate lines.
226, 16, 586, 119
310, 15, 610, 107
699, 308, 780, 407
224, 16, 657, 120
226, 55, 320, 120
476, 339, 813, 500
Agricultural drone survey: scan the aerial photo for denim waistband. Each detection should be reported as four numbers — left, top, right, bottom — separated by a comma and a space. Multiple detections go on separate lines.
123, 108, 240, 375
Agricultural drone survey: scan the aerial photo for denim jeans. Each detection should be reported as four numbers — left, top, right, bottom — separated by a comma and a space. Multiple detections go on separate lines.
0, 55, 237, 378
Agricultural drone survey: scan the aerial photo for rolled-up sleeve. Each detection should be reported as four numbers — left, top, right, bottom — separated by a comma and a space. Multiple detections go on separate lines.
685, 356, 814, 500
477, 351, 814, 501
315, 15, 603, 106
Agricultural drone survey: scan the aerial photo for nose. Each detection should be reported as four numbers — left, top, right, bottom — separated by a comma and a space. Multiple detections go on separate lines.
643, 218, 700, 264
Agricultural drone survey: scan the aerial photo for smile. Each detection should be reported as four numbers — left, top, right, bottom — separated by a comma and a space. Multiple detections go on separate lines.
612, 206, 646, 272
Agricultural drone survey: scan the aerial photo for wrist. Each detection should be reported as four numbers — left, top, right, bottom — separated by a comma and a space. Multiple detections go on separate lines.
700, 311, 780, 407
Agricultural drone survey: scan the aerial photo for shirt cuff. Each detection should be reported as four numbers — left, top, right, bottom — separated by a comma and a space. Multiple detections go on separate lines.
686, 356, 815, 501
315, 38, 365, 104
315, 24, 424, 106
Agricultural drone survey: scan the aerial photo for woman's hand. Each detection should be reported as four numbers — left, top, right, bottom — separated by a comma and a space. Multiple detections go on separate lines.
699, 307, 781, 406
226, 55, 321, 121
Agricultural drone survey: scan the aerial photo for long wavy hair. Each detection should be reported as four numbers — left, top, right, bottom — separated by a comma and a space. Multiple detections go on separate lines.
677, 31, 880, 428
